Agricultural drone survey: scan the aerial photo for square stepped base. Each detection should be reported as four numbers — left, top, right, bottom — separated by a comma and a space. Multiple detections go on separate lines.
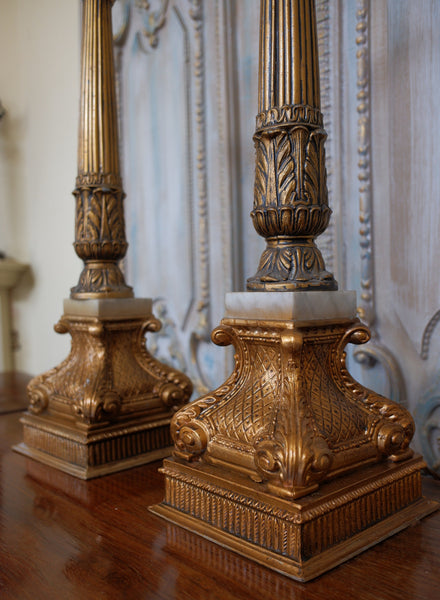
14, 412, 173, 479
151, 455, 438, 581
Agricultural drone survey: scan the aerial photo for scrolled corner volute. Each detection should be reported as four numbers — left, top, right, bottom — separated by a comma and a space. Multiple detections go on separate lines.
27, 381, 51, 415
155, 373, 193, 411
170, 404, 210, 462
338, 322, 415, 460
54, 318, 70, 335
101, 390, 122, 418
140, 315, 162, 337
72, 387, 122, 425
254, 428, 333, 499
253, 436, 283, 479
365, 394, 415, 461
211, 324, 235, 347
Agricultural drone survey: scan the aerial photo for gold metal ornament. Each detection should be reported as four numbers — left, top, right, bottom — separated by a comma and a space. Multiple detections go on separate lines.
13, 0, 192, 478
247, 0, 336, 291
72, 0, 132, 300
171, 317, 415, 496
151, 0, 438, 581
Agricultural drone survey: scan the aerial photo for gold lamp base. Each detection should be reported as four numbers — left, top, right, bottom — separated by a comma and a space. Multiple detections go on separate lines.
151, 455, 437, 582
151, 291, 438, 580
14, 298, 192, 479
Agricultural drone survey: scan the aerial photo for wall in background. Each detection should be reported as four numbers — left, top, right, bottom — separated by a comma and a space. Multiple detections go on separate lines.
0, 0, 81, 375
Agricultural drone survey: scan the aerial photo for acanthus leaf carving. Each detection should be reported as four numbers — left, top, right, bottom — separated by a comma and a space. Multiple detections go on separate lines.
304, 129, 328, 207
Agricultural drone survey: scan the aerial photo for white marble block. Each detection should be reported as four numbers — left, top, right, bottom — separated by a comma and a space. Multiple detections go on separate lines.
224, 291, 357, 321
63, 298, 153, 319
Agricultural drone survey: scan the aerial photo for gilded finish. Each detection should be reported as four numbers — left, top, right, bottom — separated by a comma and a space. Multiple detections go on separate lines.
14, 0, 193, 477
171, 316, 414, 499
26, 314, 191, 426
152, 311, 433, 580
152, 455, 436, 582
247, 0, 337, 291
151, 0, 437, 581
16, 309, 192, 478
72, 0, 132, 299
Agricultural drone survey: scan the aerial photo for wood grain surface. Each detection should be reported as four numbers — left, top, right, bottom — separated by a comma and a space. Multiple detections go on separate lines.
0, 372, 31, 414
0, 379, 439, 600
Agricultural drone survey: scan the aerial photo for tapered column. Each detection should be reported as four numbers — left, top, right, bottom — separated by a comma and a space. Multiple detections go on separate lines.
13, 0, 192, 478
72, 0, 132, 299
248, 0, 336, 291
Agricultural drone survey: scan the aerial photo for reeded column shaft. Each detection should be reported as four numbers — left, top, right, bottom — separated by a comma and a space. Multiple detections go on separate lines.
259, 0, 320, 111
71, 0, 132, 299
247, 0, 337, 291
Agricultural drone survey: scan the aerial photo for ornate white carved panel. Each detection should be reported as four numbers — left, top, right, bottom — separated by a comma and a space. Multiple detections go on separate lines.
113, 0, 238, 394
339, 0, 440, 472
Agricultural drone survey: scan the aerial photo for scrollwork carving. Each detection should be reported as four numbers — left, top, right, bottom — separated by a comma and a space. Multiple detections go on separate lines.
136, 0, 170, 50
338, 325, 414, 458
27, 383, 50, 415
73, 388, 122, 424
169, 315, 416, 499
254, 331, 333, 498
254, 332, 331, 497
351, 0, 407, 408
25, 312, 192, 427
171, 325, 243, 460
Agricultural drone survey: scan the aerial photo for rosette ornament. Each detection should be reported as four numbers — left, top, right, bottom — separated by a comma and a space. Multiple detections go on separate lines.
247, 0, 337, 291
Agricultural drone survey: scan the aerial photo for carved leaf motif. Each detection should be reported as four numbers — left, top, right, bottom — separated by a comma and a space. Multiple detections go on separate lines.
107, 267, 122, 287
90, 269, 105, 289
254, 138, 269, 208
266, 134, 295, 207
86, 192, 102, 240
304, 130, 326, 206
275, 134, 296, 206
107, 194, 126, 241
257, 247, 292, 282
75, 193, 85, 240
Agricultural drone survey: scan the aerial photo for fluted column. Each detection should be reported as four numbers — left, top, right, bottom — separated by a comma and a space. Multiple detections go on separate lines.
71, 0, 132, 299
247, 0, 337, 291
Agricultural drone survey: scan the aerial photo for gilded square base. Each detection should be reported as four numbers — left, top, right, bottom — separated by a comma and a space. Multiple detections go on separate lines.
13, 299, 192, 479
14, 413, 173, 479
150, 455, 438, 582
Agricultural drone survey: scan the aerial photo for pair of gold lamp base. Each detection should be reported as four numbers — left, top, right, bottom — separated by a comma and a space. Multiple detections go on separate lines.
14, 0, 435, 584
14, 291, 438, 581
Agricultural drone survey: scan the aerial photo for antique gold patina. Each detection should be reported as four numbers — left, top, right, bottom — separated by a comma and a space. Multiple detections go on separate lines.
151, 0, 437, 581
14, 0, 192, 478
170, 317, 415, 498
71, 0, 132, 300
247, 0, 336, 291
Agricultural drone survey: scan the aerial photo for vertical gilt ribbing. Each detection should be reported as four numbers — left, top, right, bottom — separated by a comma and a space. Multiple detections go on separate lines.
248, 0, 337, 291
72, 0, 132, 299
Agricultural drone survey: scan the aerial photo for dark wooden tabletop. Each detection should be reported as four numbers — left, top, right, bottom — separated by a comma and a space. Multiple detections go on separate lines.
0, 377, 439, 600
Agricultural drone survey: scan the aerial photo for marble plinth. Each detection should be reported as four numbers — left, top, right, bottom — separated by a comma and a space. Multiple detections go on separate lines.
63, 297, 153, 318
225, 290, 357, 321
